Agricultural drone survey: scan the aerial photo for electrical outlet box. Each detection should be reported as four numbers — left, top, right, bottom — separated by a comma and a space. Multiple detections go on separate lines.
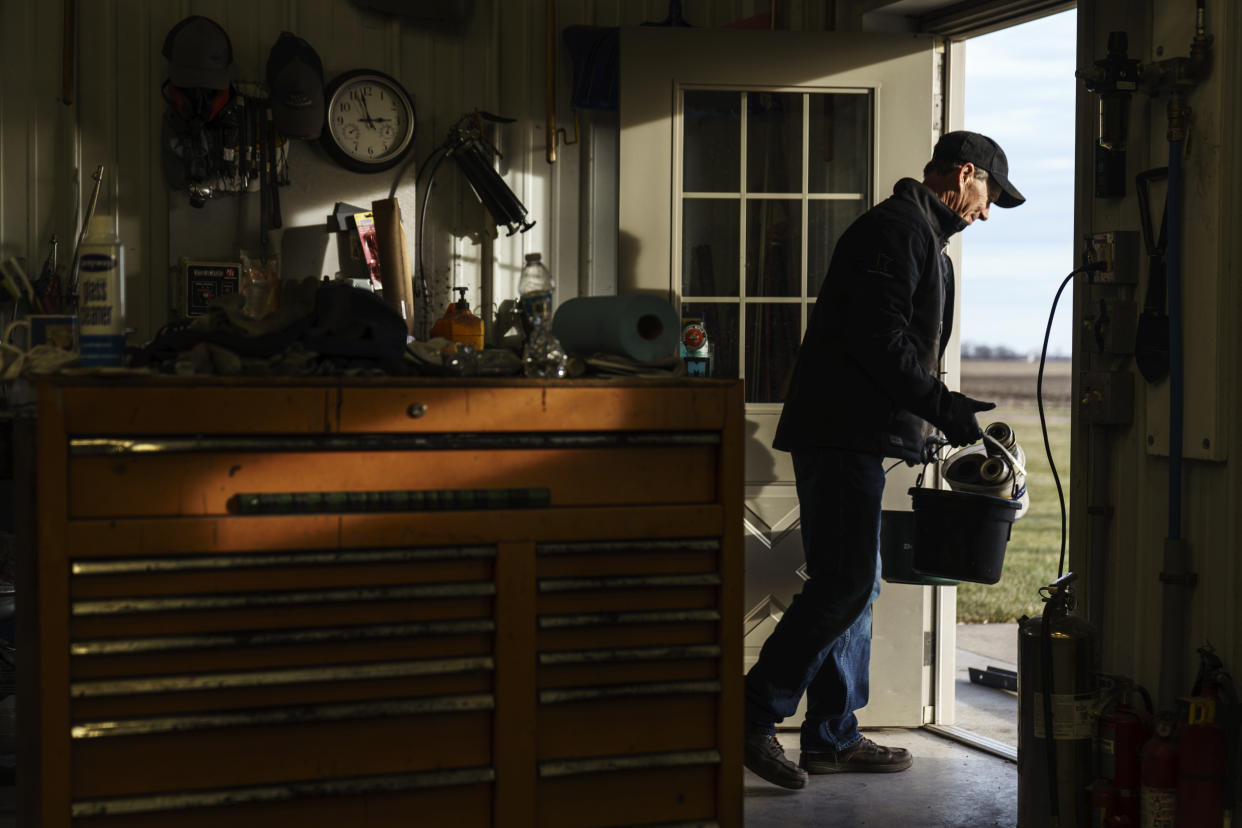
1081, 370, 1135, 425
1082, 298, 1138, 354
1088, 230, 1140, 283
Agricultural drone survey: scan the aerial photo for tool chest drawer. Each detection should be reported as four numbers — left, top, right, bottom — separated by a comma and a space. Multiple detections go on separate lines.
17, 377, 743, 827
67, 443, 719, 517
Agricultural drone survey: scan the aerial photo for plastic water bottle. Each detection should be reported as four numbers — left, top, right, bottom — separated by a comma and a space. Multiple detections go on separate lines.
516, 253, 566, 379
77, 215, 126, 366
517, 252, 554, 332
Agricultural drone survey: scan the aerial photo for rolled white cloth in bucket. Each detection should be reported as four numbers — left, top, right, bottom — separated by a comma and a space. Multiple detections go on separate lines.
551, 294, 679, 363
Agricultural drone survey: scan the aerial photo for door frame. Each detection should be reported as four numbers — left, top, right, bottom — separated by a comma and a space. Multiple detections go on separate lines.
619, 25, 956, 728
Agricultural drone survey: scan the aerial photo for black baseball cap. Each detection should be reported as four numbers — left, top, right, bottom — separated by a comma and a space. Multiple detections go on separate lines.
267, 32, 325, 139
933, 131, 1025, 208
163, 16, 233, 90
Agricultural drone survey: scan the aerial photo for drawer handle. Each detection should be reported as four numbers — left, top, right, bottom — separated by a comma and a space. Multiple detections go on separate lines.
407, 402, 428, 418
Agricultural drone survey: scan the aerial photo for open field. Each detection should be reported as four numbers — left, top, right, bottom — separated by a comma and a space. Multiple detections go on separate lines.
961, 357, 1072, 408
954, 359, 1072, 622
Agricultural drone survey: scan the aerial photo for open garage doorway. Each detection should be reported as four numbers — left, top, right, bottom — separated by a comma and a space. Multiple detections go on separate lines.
953, 7, 1078, 753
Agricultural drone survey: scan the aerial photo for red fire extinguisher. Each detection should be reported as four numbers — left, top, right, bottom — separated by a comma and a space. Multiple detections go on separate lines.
1088, 778, 1115, 827
1175, 646, 1237, 827
1138, 716, 1178, 828
1175, 692, 1227, 827
1095, 678, 1153, 827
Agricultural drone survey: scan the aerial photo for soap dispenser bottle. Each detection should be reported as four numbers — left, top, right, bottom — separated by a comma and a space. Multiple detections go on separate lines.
430, 287, 484, 350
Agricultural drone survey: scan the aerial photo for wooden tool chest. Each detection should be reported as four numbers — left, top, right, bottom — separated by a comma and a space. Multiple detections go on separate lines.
15, 377, 743, 827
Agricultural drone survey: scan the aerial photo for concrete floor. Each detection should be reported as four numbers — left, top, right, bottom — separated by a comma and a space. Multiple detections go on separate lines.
745, 728, 1018, 827
745, 623, 1021, 827
954, 622, 1020, 747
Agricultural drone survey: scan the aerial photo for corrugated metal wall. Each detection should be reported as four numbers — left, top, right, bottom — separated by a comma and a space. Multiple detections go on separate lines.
1074, 0, 1242, 704
0, 0, 825, 342
0, 0, 79, 310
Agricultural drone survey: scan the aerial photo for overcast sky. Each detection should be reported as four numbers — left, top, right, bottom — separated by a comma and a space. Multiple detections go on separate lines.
961, 9, 1078, 357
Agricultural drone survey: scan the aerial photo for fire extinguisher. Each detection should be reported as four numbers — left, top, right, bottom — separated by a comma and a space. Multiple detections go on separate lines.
1088, 778, 1116, 827
1017, 572, 1099, 828
1176, 693, 1226, 826
1094, 677, 1153, 827
1139, 715, 1178, 828
1175, 646, 1236, 827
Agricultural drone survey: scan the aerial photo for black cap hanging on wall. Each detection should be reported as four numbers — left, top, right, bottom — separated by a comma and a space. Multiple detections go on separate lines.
267, 32, 326, 139
162, 16, 233, 90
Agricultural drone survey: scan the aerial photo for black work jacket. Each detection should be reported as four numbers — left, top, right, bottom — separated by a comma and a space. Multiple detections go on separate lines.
773, 178, 967, 464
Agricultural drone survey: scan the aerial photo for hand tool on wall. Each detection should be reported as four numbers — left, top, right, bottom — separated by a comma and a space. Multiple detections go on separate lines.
237, 93, 249, 188
33, 236, 60, 313
259, 106, 269, 248
1134, 166, 1169, 383
267, 107, 282, 230
249, 98, 261, 191
69, 164, 105, 300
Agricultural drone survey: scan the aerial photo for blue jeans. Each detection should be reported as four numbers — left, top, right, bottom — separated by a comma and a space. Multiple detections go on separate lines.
744, 447, 885, 750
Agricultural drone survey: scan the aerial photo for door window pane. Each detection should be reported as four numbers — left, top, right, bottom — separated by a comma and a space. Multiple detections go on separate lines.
682, 302, 739, 381
746, 200, 801, 297
678, 86, 872, 408
807, 199, 867, 297
682, 199, 740, 296
684, 91, 741, 192
808, 93, 871, 194
747, 92, 802, 193
745, 304, 800, 403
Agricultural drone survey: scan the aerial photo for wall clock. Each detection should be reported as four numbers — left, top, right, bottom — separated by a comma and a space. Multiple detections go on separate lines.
321, 69, 416, 173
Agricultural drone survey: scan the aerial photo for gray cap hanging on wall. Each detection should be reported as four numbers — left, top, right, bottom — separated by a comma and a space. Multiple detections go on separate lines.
162, 15, 233, 90
267, 32, 325, 139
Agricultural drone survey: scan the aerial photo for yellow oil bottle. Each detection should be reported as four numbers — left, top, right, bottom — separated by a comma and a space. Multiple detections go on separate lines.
430, 287, 485, 350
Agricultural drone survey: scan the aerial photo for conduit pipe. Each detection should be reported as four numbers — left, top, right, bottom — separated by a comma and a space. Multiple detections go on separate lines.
1157, 110, 1191, 710
1152, 0, 1211, 708
1166, 121, 1184, 542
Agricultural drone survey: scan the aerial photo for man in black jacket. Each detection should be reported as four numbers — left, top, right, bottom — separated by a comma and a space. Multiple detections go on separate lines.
743, 131, 1025, 789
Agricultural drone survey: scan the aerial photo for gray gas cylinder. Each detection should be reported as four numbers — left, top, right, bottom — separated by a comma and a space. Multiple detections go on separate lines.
1017, 574, 1099, 828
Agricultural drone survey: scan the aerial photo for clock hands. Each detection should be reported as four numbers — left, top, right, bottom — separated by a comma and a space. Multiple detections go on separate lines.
357, 96, 378, 129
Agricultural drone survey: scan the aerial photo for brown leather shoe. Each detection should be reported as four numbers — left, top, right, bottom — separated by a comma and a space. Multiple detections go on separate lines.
744, 733, 809, 789
798, 736, 912, 774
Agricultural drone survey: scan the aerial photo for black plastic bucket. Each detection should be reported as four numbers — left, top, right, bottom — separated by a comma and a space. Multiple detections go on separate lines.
879, 510, 959, 586
908, 487, 1022, 585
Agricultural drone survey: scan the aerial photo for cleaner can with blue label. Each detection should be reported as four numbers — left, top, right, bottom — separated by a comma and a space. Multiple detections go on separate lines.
77, 215, 126, 366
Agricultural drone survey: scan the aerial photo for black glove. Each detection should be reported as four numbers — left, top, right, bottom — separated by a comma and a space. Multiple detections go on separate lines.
940, 392, 996, 447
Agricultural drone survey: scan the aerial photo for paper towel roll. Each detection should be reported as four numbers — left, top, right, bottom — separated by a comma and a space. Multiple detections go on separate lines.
551, 294, 679, 363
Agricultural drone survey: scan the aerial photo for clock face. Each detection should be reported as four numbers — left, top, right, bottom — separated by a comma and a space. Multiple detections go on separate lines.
322, 70, 416, 172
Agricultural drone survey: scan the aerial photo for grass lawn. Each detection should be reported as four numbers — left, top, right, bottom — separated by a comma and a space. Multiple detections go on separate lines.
953, 402, 1072, 623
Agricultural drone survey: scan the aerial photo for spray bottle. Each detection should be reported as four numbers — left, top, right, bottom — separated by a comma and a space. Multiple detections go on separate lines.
77, 215, 126, 366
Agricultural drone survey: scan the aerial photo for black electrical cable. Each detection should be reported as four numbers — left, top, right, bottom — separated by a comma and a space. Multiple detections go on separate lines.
1033, 257, 1103, 826
1037, 260, 1106, 579
415, 145, 452, 339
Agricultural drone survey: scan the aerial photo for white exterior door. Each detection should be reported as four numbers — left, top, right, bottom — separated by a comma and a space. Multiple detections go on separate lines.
618, 27, 951, 727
